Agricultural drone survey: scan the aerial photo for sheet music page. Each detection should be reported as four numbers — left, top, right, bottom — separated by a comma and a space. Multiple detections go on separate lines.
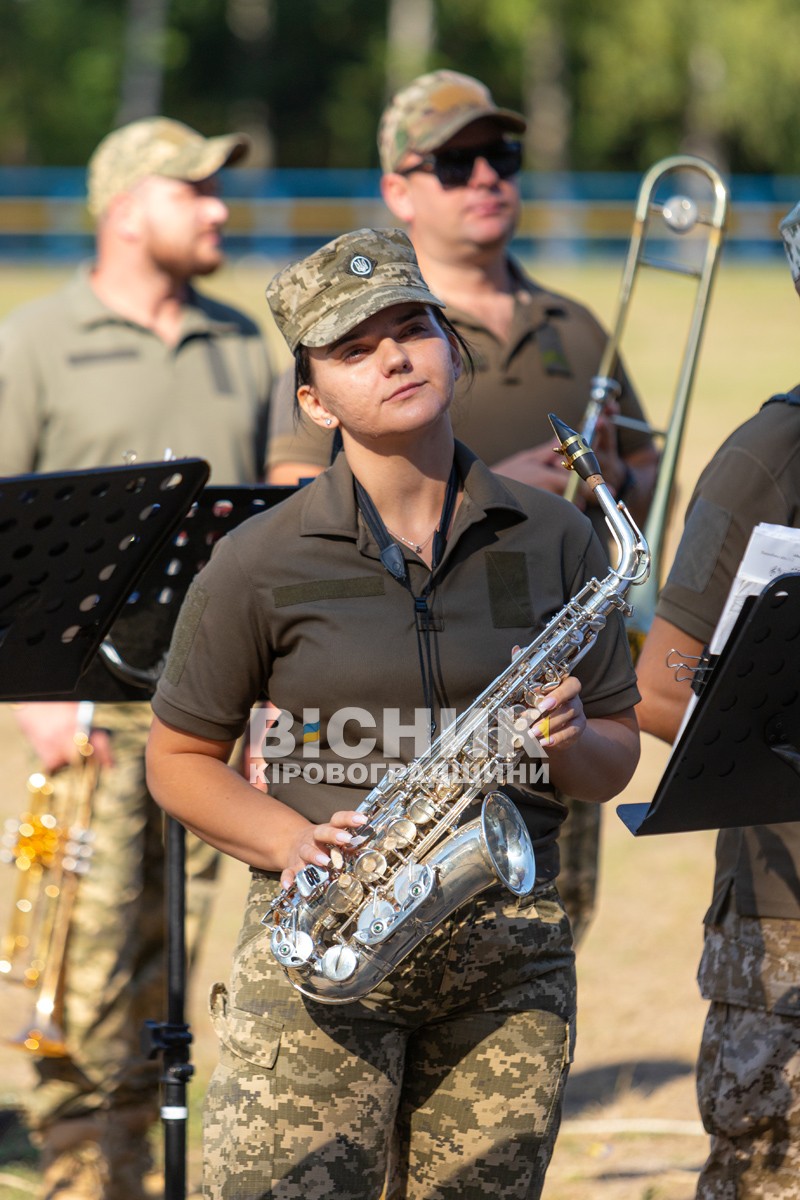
671, 523, 800, 747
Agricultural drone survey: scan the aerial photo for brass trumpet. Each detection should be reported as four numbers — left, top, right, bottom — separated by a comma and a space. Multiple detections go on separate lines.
0, 741, 96, 1056
563, 155, 729, 656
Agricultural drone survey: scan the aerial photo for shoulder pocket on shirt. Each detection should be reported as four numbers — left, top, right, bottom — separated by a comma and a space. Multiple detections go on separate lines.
485, 551, 533, 627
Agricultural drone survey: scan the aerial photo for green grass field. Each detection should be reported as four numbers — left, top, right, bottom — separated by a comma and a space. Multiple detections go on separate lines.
0, 255, 796, 1198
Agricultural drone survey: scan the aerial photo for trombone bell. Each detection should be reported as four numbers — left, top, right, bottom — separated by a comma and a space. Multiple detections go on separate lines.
563, 155, 729, 657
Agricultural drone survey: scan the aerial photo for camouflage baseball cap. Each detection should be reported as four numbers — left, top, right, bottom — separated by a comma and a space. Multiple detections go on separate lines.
266, 228, 445, 353
780, 201, 800, 285
87, 117, 250, 217
378, 69, 526, 173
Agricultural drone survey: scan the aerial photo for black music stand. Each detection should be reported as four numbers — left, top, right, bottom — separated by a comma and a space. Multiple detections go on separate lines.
0, 460, 210, 699
0, 460, 208, 1197
23, 483, 297, 702
98, 484, 294, 1200
1, 470, 294, 1200
618, 573, 800, 836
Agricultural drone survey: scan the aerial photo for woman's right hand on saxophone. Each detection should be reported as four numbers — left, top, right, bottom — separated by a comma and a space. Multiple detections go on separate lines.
512, 657, 639, 802
525, 675, 586, 752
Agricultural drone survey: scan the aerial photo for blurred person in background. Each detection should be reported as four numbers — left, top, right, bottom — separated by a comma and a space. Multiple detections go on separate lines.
636, 202, 800, 1197
265, 69, 660, 947
0, 116, 273, 1200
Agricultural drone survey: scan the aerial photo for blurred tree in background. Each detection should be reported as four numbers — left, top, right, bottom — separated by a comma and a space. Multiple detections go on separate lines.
0, 0, 799, 172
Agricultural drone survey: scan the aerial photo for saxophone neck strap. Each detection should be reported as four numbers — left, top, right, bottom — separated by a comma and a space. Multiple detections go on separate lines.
354, 460, 459, 589
355, 460, 459, 735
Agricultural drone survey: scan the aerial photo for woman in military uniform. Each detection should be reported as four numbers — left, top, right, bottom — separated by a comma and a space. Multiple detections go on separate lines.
146, 227, 640, 1200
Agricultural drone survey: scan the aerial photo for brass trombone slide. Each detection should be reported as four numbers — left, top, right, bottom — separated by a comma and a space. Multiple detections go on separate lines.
564, 155, 729, 654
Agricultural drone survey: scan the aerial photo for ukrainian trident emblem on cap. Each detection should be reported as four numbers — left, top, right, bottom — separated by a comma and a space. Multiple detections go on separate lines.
348, 254, 375, 277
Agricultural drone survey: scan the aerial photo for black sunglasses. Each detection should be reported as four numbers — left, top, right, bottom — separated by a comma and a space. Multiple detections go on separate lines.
397, 140, 523, 188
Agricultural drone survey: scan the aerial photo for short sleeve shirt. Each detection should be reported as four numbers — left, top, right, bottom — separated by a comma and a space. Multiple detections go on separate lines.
154, 442, 640, 864
656, 394, 800, 919
0, 267, 273, 484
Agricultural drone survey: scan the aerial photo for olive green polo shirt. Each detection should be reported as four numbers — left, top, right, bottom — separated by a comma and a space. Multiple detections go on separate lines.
154, 441, 640, 862
0, 266, 272, 484
656, 393, 800, 922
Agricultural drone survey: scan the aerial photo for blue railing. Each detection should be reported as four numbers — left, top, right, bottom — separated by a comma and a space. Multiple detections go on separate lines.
0, 168, 797, 261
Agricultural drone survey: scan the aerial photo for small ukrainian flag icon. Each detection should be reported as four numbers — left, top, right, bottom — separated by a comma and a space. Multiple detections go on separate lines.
303, 720, 321, 745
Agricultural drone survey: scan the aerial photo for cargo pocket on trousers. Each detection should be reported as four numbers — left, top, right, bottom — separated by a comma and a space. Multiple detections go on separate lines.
209, 981, 283, 1070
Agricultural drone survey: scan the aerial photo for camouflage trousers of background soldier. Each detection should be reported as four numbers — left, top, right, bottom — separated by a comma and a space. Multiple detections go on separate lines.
25, 703, 220, 1200
555, 796, 602, 948
204, 872, 576, 1200
695, 908, 800, 1199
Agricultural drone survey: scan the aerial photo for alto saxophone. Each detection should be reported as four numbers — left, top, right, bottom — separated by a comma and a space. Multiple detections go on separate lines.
264, 415, 650, 1003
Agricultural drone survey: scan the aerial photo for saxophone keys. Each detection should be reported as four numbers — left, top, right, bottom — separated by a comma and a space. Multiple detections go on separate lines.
295, 863, 330, 898
407, 798, 436, 824
355, 897, 396, 943
393, 862, 434, 908
501, 704, 531, 750
325, 874, 365, 913
270, 926, 315, 968
321, 943, 358, 982
467, 734, 489, 760
353, 850, 388, 883
382, 818, 416, 850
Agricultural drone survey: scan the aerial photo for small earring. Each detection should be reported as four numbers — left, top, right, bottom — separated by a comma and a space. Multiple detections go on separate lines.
325, 418, 332, 426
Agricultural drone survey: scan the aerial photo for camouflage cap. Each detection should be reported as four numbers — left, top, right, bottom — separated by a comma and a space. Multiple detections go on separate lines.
266, 227, 445, 353
86, 116, 250, 217
779, 201, 800, 284
378, 69, 526, 173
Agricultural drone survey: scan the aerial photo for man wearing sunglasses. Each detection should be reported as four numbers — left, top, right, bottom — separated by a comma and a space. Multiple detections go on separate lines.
266, 69, 659, 950
376, 70, 658, 521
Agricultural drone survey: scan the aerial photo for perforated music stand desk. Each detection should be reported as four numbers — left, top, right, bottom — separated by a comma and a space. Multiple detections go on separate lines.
1, 472, 297, 1200
80, 482, 296, 698
0, 460, 210, 701
618, 572, 800, 836
104, 483, 296, 1200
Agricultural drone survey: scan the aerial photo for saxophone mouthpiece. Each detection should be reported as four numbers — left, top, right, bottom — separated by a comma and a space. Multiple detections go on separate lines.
548, 414, 602, 483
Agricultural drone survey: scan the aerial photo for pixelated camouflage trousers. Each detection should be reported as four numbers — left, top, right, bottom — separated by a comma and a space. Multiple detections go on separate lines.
554, 796, 601, 947
204, 872, 576, 1200
26, 702, 220, 1129
696, 908, 800, 1198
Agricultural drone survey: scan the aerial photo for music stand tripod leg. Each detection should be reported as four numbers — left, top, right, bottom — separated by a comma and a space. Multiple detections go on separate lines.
143, 815, 193, 1200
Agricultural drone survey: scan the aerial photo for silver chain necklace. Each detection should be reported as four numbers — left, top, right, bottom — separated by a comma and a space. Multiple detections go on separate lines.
384, 524, 438, 555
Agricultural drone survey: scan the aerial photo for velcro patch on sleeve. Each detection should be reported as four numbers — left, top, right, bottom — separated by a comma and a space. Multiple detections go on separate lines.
163, 583, 210, 686
667, 496, 733, 594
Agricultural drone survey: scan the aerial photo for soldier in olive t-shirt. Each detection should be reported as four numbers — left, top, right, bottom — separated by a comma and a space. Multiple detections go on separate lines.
637, 390, 800, 1196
